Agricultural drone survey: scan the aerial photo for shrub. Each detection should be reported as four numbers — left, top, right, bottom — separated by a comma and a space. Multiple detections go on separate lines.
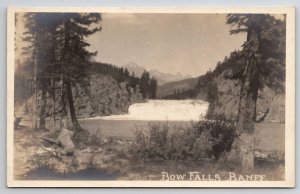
131, 123, 169, 161
130, 120, 236, 162
89, 129, 103, 146
193, 120, 236, 159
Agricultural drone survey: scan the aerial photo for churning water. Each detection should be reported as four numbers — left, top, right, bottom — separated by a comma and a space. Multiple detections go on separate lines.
92, 99, 209, 121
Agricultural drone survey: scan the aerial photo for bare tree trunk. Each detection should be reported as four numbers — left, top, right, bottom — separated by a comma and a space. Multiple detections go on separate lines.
65, 78, 83, 131
252, 88, 258, 121
33, 47, 38, 130
235, 56, 259, 172
256, 93, 276, 123
39, 80, 47, 130
60, 76, 67, 130
52, 78, 56, 130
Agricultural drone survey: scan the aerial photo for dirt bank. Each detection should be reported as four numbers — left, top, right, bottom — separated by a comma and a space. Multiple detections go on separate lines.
14, 127, 133, 180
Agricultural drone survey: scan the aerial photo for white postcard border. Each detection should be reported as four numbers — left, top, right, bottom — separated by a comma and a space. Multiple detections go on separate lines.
7, 6, 295, 188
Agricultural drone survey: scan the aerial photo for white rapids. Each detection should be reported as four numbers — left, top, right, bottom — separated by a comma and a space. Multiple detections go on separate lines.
89, 99, 209, 121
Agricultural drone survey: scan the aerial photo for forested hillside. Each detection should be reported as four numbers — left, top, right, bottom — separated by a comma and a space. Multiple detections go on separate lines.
159, 49, 285, 123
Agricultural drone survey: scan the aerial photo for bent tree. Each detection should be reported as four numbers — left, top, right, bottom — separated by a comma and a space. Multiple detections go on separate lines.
58, 13, 101, 132
226, 14, 286, 171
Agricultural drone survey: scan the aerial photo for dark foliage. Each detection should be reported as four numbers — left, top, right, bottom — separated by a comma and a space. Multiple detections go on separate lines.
194, 120, 236, 160
205, 81, 218, 119
130, 120, 236, 162
22, 12, 102, 131
139, 70, 157, 99
163, 88, 197, 100
89, 62, 139, 85
226, 14, 286, 93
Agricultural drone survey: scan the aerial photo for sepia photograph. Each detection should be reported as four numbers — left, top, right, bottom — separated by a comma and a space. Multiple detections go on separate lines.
7, 7, 295, 187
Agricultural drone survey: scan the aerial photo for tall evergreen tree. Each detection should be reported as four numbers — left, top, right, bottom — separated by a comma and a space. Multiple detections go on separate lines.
149, 77, 157, 99
58, 13, 101, 132
226, 14, 286, 171
124, 68, 130, 78
139, 70, 150, 98
23, 13, 60, 130
206, 81, 218, 119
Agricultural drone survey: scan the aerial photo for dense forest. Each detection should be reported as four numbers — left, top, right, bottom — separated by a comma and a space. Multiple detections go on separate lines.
89, 62, 157, 98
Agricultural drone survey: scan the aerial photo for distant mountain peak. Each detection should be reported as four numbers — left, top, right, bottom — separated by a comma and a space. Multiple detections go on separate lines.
124, 63, 191, 85
125, 62, 139, 68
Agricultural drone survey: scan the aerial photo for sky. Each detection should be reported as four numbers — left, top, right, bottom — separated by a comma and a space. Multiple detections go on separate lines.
87, 13, 246, 77
15, 13, 247, 77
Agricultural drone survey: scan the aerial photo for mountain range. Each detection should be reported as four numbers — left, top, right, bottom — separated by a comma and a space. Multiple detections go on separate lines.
124, 63, 192, 85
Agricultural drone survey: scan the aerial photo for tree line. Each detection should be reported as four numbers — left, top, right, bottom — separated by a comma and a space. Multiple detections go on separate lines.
139, 70, 158, 99
161, 70, 216, 100
90, 62, 138, 87
163, 88, 197, 100
90, 62, 158, 98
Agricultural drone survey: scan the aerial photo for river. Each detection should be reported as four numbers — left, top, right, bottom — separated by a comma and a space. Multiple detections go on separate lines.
21, 99, 284, 150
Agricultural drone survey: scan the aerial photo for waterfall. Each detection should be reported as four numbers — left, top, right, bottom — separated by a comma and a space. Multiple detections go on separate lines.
95, 100, 209, 121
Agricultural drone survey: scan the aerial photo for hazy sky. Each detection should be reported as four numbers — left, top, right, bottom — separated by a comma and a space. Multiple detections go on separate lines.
87, 13, 246, 77
16, 13, 246, 77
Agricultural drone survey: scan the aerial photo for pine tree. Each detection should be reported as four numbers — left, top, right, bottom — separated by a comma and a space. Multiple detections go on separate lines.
149, 77, 157, 99
206, 81, 218, 119
23, 13, 61, 130
58, 13, 101, 132
226, 14, 286, 171
139, 70, 150, 98
124, 68, 130, 78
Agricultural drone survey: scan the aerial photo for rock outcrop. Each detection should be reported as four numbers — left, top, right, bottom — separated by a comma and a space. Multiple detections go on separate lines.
73, 74, 144, 118
16, 73, 144, 119
203, 73, 285, 123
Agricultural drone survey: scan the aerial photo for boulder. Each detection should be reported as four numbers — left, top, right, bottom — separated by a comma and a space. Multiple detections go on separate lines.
57, 127, 75, 154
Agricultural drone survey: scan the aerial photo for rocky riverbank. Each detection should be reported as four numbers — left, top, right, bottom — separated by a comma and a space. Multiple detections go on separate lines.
14, 127, 132, 180
15, 73, 144, 119
209, 72, 285, 122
